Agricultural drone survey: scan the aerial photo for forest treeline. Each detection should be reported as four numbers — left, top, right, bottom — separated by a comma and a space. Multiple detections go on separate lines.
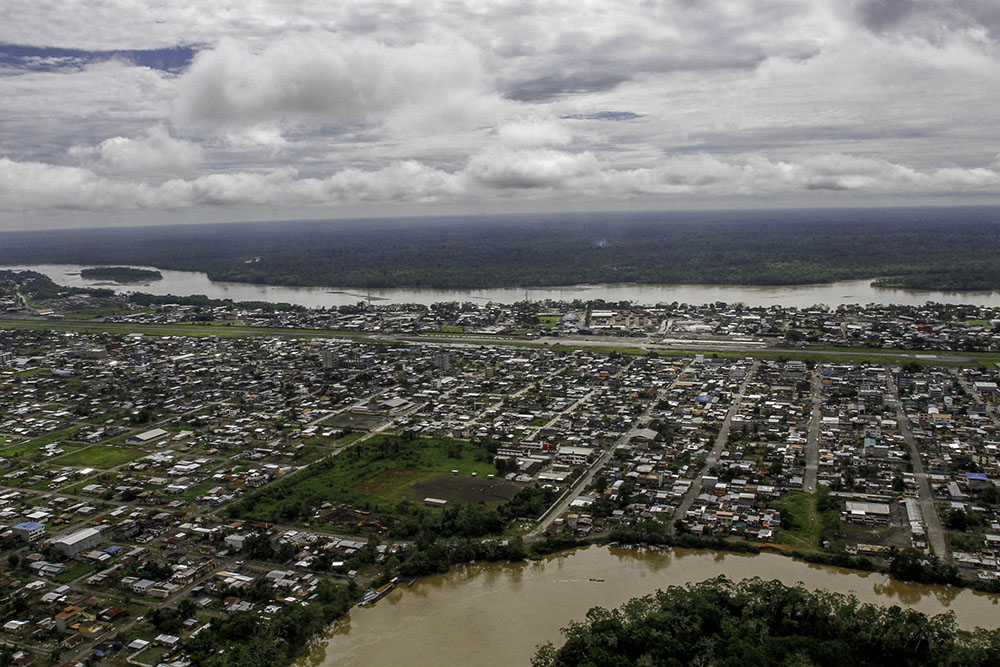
532, 576, 1000, 667
2, 207, 1000, 290
79, 266, 162, 281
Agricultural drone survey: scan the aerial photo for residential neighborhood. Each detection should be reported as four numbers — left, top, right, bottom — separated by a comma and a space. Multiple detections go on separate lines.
2, 288, 1000, 664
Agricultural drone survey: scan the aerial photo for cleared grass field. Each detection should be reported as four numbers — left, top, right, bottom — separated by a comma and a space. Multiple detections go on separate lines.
50, 444, 144, 469
776, 489, 840, 552
0, 429, 84, 459
229, 434, 503, 522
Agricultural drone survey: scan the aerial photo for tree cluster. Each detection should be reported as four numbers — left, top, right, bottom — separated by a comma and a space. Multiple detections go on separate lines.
533, 576, 1000, 667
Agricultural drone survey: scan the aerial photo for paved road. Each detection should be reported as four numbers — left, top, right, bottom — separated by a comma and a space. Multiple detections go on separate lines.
803, 369, 822, 493
530, 359, 694, 536
673, 360, 758, 526
888, 378, 949, 561
951, 367, 1000, 427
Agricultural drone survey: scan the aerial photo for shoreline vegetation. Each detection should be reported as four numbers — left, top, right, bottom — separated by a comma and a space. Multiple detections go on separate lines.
3, 207, 1000, 291
265, 533, 998, 667
530, 575, 1000, 667
168, 535, 999, 667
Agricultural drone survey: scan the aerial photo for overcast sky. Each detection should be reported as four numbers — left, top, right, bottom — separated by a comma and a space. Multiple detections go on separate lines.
1, 0, 999, 229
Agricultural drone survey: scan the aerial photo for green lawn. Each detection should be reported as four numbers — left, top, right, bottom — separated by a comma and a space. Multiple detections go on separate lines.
50, 444, 145, 469
61, 305, 136, 320
182, 481, 214, 501
776, 490, 840, 552
20, 426, 81, 447
354, 469, 439, 499
347, 446, 500, 506
293, 445, 332, 463
56, 562, 98, 583
0, 428, 83, 458
777, 491, 823, 551
330, 431, 367, 448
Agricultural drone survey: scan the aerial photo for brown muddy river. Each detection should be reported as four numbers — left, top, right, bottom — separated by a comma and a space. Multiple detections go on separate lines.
303, 546, 1000, 667
11, 264, 1000, 308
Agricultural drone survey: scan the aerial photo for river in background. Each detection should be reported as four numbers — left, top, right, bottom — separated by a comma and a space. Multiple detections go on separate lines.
6, 263, 1000, 308
305, 546, 1000, 667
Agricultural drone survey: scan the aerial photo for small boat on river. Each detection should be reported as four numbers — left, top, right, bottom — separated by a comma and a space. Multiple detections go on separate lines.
358, 577, 399, 606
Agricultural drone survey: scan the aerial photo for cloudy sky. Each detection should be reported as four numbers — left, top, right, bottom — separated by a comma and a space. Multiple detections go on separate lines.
1, 0, 999, 229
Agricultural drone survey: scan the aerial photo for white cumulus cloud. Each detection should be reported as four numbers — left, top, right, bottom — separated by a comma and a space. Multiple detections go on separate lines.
173, 34, 504, 135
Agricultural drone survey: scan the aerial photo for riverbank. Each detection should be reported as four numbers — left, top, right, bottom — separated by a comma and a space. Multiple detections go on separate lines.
543, 525, 1000, 595
8, 263, 1000, 308
302, 544, 1000, 667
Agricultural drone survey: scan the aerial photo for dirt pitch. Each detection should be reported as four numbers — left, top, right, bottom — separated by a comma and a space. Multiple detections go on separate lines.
406, 475, 523, 504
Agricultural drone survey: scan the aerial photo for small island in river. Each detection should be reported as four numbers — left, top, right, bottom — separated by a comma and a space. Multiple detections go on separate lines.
80, 266, 162, 282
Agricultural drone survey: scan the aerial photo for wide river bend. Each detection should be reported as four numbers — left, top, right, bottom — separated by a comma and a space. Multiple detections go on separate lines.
8, 264, 1000, 308
304, 546, 1000, 667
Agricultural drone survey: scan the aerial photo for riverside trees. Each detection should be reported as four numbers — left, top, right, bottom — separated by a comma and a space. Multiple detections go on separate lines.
533, 576, 1000, 667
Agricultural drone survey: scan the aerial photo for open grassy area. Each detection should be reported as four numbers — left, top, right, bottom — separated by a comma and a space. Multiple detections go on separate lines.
55, 562, 98, 583
0, 427, 83, 459
26, 426, 82, 446
0, 318, 368, 340
61, 305, 140, 320
803, 344, 1000, 359
50, 444, 145, 469
777, 492, 821, 550
548, 344, 650, 356
182, 481, 214, 501
775, 490, 840, 552
353, 468, 436, 499
228, 434, 500, 522
352, 457, 507, 506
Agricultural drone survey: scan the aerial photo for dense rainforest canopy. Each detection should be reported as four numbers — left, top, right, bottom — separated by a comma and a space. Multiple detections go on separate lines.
2, 207, 1000, 290
532, 576, 1000, 667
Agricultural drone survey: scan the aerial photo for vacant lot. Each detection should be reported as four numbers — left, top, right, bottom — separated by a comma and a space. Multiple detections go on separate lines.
229, 434, 502, 522
51, 445, 144, 469
0, 435, 84, 461
0, 426, 81, 453
776, 489, 841, 551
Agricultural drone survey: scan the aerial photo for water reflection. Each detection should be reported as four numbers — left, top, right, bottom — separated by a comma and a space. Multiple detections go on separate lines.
871, 578, 962, 606
609, 546, 675, 571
